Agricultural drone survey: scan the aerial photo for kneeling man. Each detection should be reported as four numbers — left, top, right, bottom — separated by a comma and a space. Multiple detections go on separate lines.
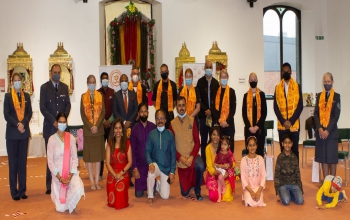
145, 109, 176, 205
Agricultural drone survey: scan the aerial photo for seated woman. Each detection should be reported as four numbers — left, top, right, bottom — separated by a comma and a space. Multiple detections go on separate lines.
240, 136, 266, 207
47, 112, 85, 214
205, 126, 235, 202
106, 118, 132, 210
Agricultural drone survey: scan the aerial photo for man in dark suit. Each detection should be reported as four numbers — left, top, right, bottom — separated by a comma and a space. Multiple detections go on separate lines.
113, 74, 138, 129
97, 72, 114, 180
40, 64, 71, 194
4, 72, 32, 200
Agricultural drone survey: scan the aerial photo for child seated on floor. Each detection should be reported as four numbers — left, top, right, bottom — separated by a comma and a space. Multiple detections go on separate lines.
316, 175, 348, 209
274, 133, 304, 205
214, 136, 235, 202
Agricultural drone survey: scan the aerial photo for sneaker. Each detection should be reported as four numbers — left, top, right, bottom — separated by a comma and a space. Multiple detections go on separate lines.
196, 194, 203, 201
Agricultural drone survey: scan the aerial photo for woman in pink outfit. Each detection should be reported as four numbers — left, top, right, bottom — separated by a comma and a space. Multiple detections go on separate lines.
240, 136, 266, 207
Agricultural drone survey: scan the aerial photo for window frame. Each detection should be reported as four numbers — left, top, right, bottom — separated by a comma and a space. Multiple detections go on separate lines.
263, 5, 302, 99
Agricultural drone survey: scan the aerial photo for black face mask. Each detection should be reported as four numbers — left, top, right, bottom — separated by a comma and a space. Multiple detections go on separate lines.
140, 115, 148, 122
161, 72, 168, 80
283, 72, 291, 81
249, 81, 257, 88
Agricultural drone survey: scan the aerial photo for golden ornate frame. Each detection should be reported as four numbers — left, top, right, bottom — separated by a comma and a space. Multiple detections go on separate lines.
175, 42, 195, 87
7, 43, 34, 95
205, 41, 228, 81
48, 42, 74, 95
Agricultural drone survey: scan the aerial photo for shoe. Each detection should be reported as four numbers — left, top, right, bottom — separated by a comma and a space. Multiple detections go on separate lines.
130, 181, 134, 187
196, 194, 203, 201
13, 196, 20, 201
45, 190, 51, 194
21, 195, 28, 199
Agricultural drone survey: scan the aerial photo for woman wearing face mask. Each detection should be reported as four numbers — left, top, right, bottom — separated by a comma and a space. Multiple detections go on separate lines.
314, 72, 341, 179
212, 69, 237, 153
47, 112, 85, 213
242, 72, 267, 157
178, 68, 201, 123
80, 75, 106, 190
4, 72, 32, 201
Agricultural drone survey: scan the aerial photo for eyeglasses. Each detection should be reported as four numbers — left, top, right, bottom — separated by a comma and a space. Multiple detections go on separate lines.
155, 117, 166, 121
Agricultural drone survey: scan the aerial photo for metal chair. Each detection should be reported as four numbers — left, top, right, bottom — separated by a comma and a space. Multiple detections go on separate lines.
337, 128, 350, 186
302, 138, 316, 168
264, 120, 274, 156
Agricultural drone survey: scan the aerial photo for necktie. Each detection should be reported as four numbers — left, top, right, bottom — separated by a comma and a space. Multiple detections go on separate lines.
55, 84, 58, 92
208, 81, 211, 108
124, 92, 128, 114
17, 92, 21, 103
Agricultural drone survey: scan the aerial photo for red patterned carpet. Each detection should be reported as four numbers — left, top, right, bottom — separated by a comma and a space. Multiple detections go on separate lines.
0, 141, 348, 220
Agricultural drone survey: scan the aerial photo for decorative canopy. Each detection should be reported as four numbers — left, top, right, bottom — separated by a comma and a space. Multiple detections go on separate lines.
175, 42, 195, 87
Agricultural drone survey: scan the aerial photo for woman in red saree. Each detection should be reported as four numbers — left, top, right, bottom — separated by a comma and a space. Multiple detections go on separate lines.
106, 118, 132, 210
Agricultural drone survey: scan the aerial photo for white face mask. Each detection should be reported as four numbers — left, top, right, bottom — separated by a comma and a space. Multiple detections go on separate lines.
132, 75, 139, 83
101, 79, 109, 87
13, 81, 22, 90
157, 126, 165, 132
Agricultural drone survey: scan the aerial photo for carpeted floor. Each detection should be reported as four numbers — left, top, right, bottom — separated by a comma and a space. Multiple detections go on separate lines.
0, 141, 348, 220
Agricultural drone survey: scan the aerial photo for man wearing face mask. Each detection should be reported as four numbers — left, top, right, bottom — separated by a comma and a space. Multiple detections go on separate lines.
130, 102, 156, 198
242, 72, 267, 157
40, 64, 71, 194
274, 62, 303, 162
145, 109, 176, 205
97, 72, 115, 181
152, 64, 177, 129
113, 74, 138, 129
196, 61, 219, 167
129, 67, 148, 107
169, 96, 204, 201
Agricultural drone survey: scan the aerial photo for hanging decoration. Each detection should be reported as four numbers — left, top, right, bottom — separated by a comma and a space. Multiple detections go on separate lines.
108, 0, 156, 90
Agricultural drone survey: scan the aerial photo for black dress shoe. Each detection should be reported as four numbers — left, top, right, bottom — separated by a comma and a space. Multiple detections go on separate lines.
21, 195, 28, 199
45, 190, 51, 194
129, 181, 134, 187
13, 196, 20, 201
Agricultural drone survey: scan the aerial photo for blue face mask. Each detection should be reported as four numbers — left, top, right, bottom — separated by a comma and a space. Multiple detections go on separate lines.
101, 79, 109, 87
220, 79, 228, 86
205, 69, 212, 77
120, 82, 128, 91
52, 74, 60, 82
88, 84, 96, 92
178, 112, 187, 119
14, 81, 22, 90
58, 123, 67, 132
157, 126, 165, 132
185, 79, 192, 86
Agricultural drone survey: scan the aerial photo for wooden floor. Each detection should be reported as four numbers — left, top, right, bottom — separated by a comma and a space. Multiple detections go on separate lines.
0, 141, 348, 220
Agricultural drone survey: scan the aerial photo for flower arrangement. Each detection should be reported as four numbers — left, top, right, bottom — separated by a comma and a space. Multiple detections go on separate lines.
109, 0, 156, 90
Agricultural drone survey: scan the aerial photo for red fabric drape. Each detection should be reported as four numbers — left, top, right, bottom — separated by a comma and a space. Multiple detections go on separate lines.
124, 17, 138, 64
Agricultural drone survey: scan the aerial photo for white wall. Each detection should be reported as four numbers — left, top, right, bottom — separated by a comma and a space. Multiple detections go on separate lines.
0, 0, 348, 155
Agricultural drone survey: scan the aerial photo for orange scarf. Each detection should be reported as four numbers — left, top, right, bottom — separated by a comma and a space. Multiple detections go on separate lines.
180, 84, 196, 115
318, 88, 334, 127
82, 90, 102, 125
215, 86, 230, 123
155, 80, 173, 111
11, 89, 25, 121
275, 79, 300, 131
247, 87, 261, 127
128, 81, 143, 105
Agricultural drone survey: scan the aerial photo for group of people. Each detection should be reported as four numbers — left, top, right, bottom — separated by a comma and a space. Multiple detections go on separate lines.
3, 61, 347, 213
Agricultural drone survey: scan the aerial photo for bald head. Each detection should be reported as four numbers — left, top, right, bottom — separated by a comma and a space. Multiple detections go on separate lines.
205, 61, 213, 69
249, 72, 258, 82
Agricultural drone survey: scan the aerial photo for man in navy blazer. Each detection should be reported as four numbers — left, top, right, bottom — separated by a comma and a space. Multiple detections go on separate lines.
4, 72, 32, 200
39, 64, 71, 194
113, 74, 138, 129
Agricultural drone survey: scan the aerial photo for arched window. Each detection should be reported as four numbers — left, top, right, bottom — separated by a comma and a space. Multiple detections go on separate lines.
263, 6, 301, 97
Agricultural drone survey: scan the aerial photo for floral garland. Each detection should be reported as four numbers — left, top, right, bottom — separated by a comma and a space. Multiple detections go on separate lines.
109, 0, 156, 90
